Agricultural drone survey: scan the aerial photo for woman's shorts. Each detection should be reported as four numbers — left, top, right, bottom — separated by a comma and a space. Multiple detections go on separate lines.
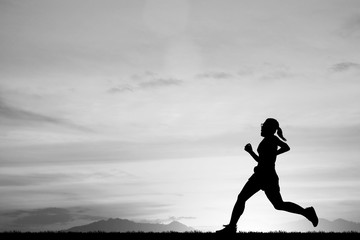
248, 170, 280, 192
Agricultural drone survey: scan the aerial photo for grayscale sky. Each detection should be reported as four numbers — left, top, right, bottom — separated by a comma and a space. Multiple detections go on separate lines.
0, 0, 360, 232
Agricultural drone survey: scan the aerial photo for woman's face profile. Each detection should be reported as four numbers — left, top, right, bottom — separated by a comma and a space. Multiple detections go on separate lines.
261, 121, 275, 137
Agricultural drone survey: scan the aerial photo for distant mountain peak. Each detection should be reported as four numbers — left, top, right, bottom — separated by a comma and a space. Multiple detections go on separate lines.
168, 221, 182, 225
334, 218, 348, 223
66, 218, 195, 233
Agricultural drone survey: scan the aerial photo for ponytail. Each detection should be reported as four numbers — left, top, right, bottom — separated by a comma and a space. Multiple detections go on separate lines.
264, 118, 287, 141
277, 127, 287, 141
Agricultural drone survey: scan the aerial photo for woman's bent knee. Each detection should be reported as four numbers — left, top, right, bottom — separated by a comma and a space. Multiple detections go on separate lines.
273, 202, 285, 210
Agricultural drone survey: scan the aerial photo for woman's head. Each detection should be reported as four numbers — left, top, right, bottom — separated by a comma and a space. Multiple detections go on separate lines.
261, 118, 287, 141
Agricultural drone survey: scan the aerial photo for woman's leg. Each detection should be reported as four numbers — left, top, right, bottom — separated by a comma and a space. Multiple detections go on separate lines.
265, 189, 306, 215
228, 179, 261, 226
265, 186, 319, 227
265, 189, 318, 226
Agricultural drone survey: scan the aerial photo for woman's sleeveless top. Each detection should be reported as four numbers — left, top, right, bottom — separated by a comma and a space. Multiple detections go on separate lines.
256, 136, 278, 169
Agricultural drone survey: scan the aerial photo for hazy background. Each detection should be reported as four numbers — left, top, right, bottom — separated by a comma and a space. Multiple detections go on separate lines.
0, 0, 359, 232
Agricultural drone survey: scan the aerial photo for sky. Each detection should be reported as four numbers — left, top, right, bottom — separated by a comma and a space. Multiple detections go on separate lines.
0, 0, 360, 232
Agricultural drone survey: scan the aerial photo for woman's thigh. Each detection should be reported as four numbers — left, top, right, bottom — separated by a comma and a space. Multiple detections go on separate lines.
237, 177, 261, 202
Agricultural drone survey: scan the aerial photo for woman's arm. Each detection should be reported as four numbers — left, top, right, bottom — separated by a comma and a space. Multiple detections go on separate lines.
276, 137, 290, 155
244, 143, 260, 162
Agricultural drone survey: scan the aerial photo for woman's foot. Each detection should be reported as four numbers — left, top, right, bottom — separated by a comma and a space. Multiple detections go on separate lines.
305, 207, 319, 227
216, 224, 237, 235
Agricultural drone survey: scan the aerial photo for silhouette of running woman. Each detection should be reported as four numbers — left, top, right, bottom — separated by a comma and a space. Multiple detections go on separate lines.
217, 118, 318, 234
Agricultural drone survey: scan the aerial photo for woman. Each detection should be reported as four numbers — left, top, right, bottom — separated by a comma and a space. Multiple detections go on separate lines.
217, 118, 318, 234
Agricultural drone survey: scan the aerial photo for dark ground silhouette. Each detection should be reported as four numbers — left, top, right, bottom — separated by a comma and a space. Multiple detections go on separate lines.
0, 232, 359, 240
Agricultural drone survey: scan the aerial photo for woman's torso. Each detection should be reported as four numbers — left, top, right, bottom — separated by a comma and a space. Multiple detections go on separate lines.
256, 136, 278, 170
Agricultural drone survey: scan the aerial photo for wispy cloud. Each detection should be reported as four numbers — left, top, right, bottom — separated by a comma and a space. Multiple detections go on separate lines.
1, 207, 103, 231
138, 78, 183, 89
130, 71, 157, 81
107, 85, 134, 94
107, 77, 183, 94
196, 67, 295, 82
1, 202, 173, 231
331, 62, 360, 72
196, 71, 234, 79
0, 97, 91, 132
8, 208, 74, 226
0, 167, 136, 187
0, 173, 70, 187
259, 70, 294, 81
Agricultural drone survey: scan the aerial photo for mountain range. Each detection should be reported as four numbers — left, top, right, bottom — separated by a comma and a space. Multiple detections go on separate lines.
66, 218, 195, 232
272, 218, 360, 232
65, 218, 360, 232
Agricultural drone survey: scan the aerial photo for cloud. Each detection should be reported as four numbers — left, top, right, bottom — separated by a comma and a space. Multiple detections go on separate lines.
196, 68, 294, 82
0, 97, 91, 132
138, 78, 183, 89
1, 207, 104, 231
259, 70, 294, 81
10, 208, 73, 226
0, 202, 174, 231
331, 62, 360, 72
237, 69, 254, 76
130, 71, 156, 81
107, 77, 183, 94
0, 168, 136, 187
0, 98, 59, 124
196, 71, 234, 79
0, 173, 70, 187
107, 85, 134, 94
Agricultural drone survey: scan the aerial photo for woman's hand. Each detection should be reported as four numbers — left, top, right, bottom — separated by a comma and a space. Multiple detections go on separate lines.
244, 143, 253, 153
245, 143, 260, 162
